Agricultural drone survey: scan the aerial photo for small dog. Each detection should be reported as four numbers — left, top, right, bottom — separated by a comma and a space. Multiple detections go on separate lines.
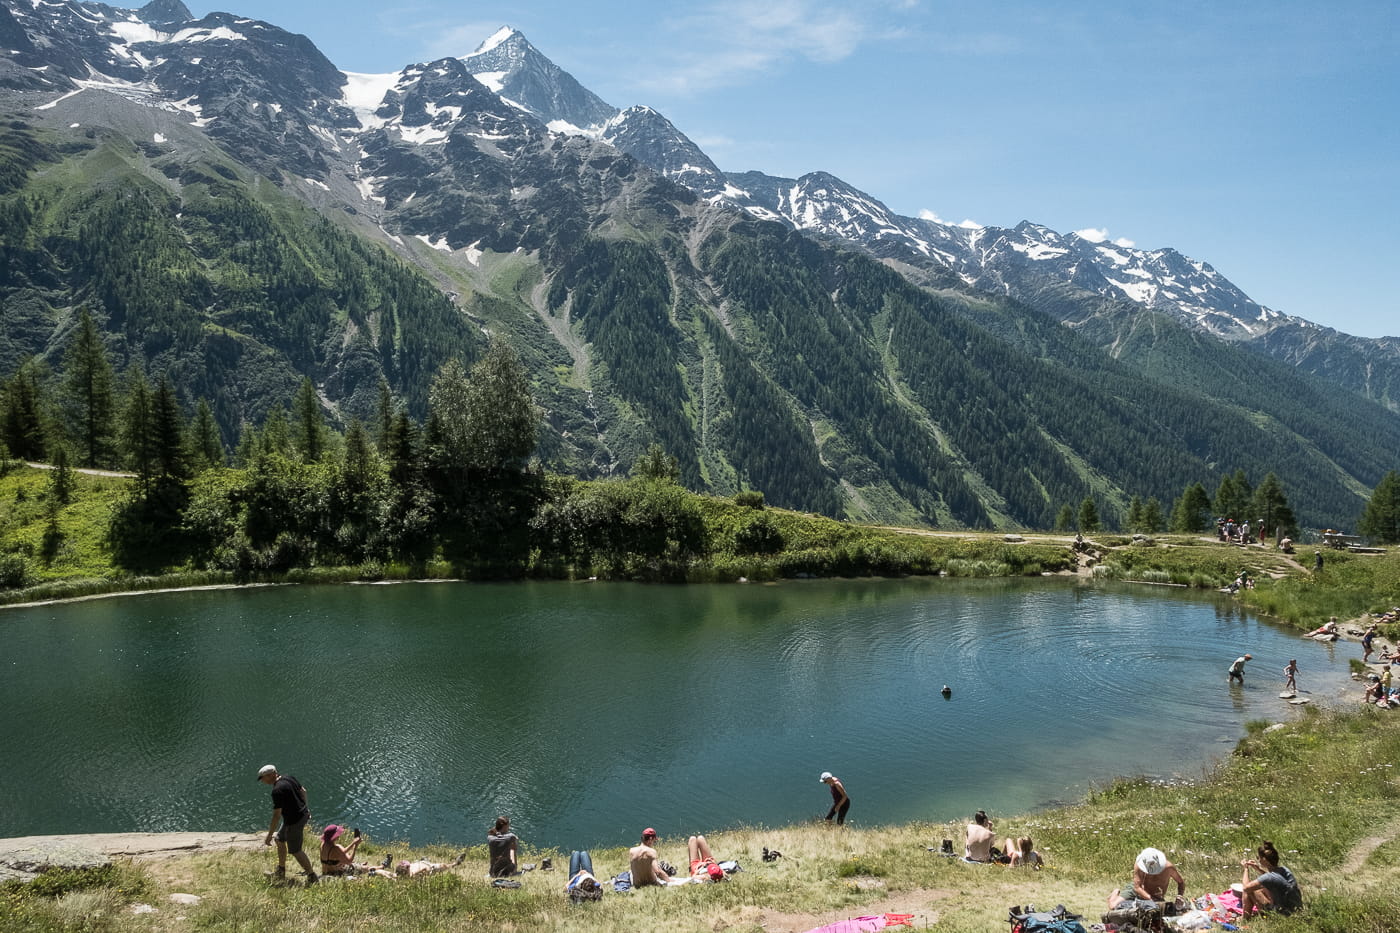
762, 846, 783, 862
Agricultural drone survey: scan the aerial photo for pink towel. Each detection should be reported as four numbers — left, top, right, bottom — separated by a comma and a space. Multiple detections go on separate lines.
802, 916, 887, 933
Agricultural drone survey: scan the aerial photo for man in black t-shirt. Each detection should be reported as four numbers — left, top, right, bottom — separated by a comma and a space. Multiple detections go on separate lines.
257, 764, 317, 884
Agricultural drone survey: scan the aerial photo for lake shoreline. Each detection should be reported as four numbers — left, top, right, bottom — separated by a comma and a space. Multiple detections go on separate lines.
7, 708, 1400, 933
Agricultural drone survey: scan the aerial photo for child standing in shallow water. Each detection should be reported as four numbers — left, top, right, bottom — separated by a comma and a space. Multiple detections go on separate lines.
1284, 659, 1298, 694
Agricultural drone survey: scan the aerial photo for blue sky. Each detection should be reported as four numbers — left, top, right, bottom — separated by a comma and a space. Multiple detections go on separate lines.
195, 1, 1399, 339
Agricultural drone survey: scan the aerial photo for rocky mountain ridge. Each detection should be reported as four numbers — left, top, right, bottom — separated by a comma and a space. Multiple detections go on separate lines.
3, 0, 1398, 530
449, 24, 1398, 410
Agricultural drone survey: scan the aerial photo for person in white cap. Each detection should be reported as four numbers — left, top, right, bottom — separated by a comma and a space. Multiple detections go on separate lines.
257, 764, 317, 884
1228, 653, 1253, 684
819, 772, 850, 825
1107, 846, 1186, 907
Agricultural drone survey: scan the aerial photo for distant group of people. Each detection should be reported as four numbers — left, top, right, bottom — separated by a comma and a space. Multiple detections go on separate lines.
1216, 518, 1265, 546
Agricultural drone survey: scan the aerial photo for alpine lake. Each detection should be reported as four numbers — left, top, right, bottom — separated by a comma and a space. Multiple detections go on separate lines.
0, 577, 1357, 850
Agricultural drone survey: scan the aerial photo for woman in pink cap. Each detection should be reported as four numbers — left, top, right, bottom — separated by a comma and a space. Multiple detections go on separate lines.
319, 824, 364, 876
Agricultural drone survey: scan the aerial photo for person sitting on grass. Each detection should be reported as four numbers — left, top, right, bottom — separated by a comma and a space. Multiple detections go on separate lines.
318, 825, 364, 876
487, 815, 519, 878
1005, 836, 1043, 869
964, 810, 995, 862
1240, 840, 1302, 915
628, 828, 670, 887
1107, 847, 1185, 907
686, 834, 726, 883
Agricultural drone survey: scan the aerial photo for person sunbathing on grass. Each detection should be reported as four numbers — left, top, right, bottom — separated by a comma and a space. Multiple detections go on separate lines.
363, 852, 466, 878
1005, 836, 1043, 869
686, 834, 726, 883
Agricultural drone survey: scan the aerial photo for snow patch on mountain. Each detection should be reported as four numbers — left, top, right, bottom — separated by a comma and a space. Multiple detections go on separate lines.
340, 71, 401, 128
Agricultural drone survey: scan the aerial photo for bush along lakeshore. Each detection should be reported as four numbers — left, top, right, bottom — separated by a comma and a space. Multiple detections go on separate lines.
3, 706, 1398, 932
6, 331, 1399, 601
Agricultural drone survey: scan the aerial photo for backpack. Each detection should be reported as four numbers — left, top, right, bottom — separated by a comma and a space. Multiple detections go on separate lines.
1102, 899, 1163, 933
1008, 905, 1088, 933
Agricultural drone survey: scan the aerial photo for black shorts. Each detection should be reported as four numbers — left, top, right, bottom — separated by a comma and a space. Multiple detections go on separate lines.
277, 817, 308, 855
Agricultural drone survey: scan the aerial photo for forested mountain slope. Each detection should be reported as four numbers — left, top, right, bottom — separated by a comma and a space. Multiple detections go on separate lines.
1, 0, 1397, 532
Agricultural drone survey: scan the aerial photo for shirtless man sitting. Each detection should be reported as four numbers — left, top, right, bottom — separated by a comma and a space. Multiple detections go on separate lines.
1107, 847, 1186, 907
964, 810, 995, 861
629, 828, 670, 887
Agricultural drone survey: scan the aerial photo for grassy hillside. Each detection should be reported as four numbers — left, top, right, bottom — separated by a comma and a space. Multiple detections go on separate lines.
4, 707, 1397, 932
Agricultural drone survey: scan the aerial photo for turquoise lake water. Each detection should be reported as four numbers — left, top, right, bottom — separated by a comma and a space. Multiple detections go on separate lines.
0, 578, 1355, 849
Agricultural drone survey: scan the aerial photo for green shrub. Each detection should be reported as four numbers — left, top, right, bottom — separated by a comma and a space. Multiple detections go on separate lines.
0, 550, 32, 589
733, 490, 765, 509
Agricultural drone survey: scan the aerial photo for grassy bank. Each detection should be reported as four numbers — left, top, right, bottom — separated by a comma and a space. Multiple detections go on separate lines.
11, 460, 1378, 607
5, 707, 1399, 932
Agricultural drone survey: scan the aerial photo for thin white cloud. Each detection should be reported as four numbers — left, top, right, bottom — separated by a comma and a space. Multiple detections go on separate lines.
641, 0, 916, 95
920, 208, 981, 229
1073, 228, 1135, 248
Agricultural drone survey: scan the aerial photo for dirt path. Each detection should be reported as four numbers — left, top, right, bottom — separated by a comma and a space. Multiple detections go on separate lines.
1338, 815, 1400, 875
23, 460, 135, 479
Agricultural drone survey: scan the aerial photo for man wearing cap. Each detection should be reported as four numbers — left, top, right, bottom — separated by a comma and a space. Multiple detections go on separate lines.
1228, 654, 1253, 684
628, 828, 670, 887
257, 764, 317, 884
1108, 847, 1186, 907
820, 771, 850, 825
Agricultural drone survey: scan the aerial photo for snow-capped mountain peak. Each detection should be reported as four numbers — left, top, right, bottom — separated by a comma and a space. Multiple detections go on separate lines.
459, 25, 616, 132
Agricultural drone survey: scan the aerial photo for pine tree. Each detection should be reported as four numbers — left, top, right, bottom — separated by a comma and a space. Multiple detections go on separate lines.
633, 443, 681, 483
1169, 482, 1212, 532
1214, 470, 1253, 524
1078, 496, 1101, 533
233, 421, 258, 467
1054, 504, 1074, 532
189, 398, 224, 471
1142, 497, 1165, 533
1126, 496, 1144, 532
293, 377, 325, 463
3, 359, 49, 461
341, 418, 377, 490
260, 406, 292, 459
374, 377, 394, 452
1249, 472, 1297, 541
151, 375, 189, 484
60, 308, 117, 468
1358, 470, 1400, 544
47, 442, 75, 505
121, 366, 155, 495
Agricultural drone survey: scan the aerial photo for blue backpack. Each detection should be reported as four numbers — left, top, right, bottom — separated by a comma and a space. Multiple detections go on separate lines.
1008, 906, 1088, 933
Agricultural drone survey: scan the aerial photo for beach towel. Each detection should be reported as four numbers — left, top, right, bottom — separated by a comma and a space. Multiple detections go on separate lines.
800, 916, 886, 933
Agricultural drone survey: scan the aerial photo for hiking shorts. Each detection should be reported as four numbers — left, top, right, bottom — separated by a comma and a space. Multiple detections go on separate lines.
277, 817, 307, 855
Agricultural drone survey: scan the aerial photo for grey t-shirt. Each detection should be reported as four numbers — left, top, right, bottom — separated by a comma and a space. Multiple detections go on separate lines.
1256, 865, 1301, 914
